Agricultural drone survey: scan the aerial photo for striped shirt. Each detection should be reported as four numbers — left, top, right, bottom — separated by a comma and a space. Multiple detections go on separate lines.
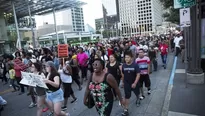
135, 56, 150, 74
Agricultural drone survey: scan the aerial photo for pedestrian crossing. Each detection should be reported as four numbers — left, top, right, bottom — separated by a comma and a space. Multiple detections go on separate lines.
175, 69, 186, 74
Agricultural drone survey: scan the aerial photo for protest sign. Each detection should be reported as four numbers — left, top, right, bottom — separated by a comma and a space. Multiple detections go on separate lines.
20, 72, 48, 89
58, 44, 68, 57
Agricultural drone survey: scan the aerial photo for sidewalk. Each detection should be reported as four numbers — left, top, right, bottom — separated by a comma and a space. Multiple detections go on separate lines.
0, 54, 175, 116
166, 56, 205, 116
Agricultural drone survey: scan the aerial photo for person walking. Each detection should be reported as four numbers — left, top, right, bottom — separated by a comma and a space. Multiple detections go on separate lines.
159, 41, 168, 69
58, 59, 77, 111
106, 54, 122, 100
121, 50, 141, 116
136, 49, 151, 100
77, 47, 89, 84
84, 59, 124, 116
31, 62, 47, 116
43, 61, 70, 116
8, 64, 20, 92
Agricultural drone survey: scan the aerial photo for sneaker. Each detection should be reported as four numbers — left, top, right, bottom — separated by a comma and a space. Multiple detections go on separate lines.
136, 99, 140, 107
46, 112, 54, 116
12, 90, 17, 92
42, 107, 49, 112
148, 90, 151, 95
61, 106, 67, 111
139, 95, 145, 100
79, 86, 82, 91
1, 100, 7, 105
66, 113, 70, 116
121, 109, 129, 116
28, 102, 37, 108
18, 92, 24, 95
71, 98, 78, 103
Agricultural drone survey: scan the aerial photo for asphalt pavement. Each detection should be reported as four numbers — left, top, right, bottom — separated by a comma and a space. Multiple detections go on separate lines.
0, 53, 174, 116
168, 56, 205, 116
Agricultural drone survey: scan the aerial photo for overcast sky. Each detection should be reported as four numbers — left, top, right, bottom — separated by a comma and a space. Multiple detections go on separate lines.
81, 0, 103, 29
35, 0, 103, 29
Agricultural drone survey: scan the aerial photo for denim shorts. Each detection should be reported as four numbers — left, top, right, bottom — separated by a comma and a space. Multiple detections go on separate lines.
46, 89, 64, 103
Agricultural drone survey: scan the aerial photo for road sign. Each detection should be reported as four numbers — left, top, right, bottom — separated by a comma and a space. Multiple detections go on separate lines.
180, 8, 191, 27
174, 0, 196, 9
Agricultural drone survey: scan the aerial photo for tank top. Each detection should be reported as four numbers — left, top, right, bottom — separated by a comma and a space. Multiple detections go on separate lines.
46, 73, 61, 92
106, 62, 121, 81
58, 65, 72, 83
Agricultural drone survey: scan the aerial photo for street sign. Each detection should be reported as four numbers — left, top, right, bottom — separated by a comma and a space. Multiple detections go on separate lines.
174, 0, 196, 9
180, 8, 191, 27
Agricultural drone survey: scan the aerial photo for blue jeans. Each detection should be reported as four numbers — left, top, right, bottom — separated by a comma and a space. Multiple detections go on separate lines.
161, 54, 167, 65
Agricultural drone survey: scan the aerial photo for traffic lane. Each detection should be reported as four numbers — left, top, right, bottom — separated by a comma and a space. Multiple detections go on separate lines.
1, 54, 172, 116
0, 70, 160, 116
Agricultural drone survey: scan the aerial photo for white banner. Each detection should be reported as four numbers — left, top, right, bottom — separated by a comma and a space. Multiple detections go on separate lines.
20, 72, 48, 89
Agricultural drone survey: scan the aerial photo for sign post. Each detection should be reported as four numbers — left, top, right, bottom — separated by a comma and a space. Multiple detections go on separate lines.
180, 8, 191, 27
174, 0, 196, 9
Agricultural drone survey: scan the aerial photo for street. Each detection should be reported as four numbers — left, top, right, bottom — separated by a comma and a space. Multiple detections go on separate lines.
0, 54, 174, 116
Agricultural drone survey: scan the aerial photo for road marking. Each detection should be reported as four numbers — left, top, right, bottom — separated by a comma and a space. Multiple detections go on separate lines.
161, 55, 177, 116
175, 69, 186, 73
169, 56, 178, 85
168, 111, 198, 116
0, 88, 13, 95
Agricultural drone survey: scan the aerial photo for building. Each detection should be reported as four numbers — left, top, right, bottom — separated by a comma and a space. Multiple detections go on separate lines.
36, 7, 85, 36
71, 7, 85, 32
95, 18, 104, 31
119, 0, 163, 36
101, 0, 119, 37
85, 24, 95, 33
0, 0, 85, 52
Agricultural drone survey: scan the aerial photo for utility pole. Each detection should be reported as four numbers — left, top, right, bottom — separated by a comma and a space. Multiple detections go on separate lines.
186, 0, 204, 84
27, 0, 36, 48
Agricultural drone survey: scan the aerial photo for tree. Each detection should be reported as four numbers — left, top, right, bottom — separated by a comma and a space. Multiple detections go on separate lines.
23, 37, 30, 41
96, 31, 101, 34
160, 0, 179, 24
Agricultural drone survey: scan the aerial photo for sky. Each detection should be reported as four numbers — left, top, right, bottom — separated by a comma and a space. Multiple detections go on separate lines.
81, 0, 103, 29
35, 0, 103, 29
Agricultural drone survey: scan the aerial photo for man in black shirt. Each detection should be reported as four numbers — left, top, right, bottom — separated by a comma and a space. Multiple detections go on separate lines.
121, 50, 141, 116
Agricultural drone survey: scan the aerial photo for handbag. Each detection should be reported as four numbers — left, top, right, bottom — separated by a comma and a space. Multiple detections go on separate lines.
86, 92, 95, 109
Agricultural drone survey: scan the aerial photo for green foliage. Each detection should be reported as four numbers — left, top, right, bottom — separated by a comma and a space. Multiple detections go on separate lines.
7, 31, 17, 42
23, 37, 30, 41
96, 31, 101, 34
159, 0, 174, 9
160, 0, 179, 24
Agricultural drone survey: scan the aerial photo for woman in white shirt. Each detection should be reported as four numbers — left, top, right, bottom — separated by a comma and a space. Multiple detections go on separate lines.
58, 59, 77, 110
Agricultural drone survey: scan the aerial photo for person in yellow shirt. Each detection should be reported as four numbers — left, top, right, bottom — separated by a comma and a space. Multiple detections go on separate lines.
9, 64, 20, 92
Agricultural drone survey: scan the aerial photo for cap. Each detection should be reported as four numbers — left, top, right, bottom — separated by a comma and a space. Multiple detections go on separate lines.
79, 46, 84, 51
46, 61, 55, 68
72, 55, 77, 59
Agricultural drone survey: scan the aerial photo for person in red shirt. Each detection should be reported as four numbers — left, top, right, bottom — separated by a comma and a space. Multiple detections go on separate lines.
159, 41, 168, 69
107, 45, 113, 57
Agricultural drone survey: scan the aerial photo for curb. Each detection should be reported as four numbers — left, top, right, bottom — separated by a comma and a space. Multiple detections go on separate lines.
161, 56, 177, 116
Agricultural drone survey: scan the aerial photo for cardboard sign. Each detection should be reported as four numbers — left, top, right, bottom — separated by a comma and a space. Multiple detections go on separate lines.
58, 44, 68, 57
20, 72, 48, 89
13, 59, 28, 71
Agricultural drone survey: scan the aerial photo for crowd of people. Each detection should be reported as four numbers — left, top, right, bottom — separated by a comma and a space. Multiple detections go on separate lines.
0, 32, 184, 116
